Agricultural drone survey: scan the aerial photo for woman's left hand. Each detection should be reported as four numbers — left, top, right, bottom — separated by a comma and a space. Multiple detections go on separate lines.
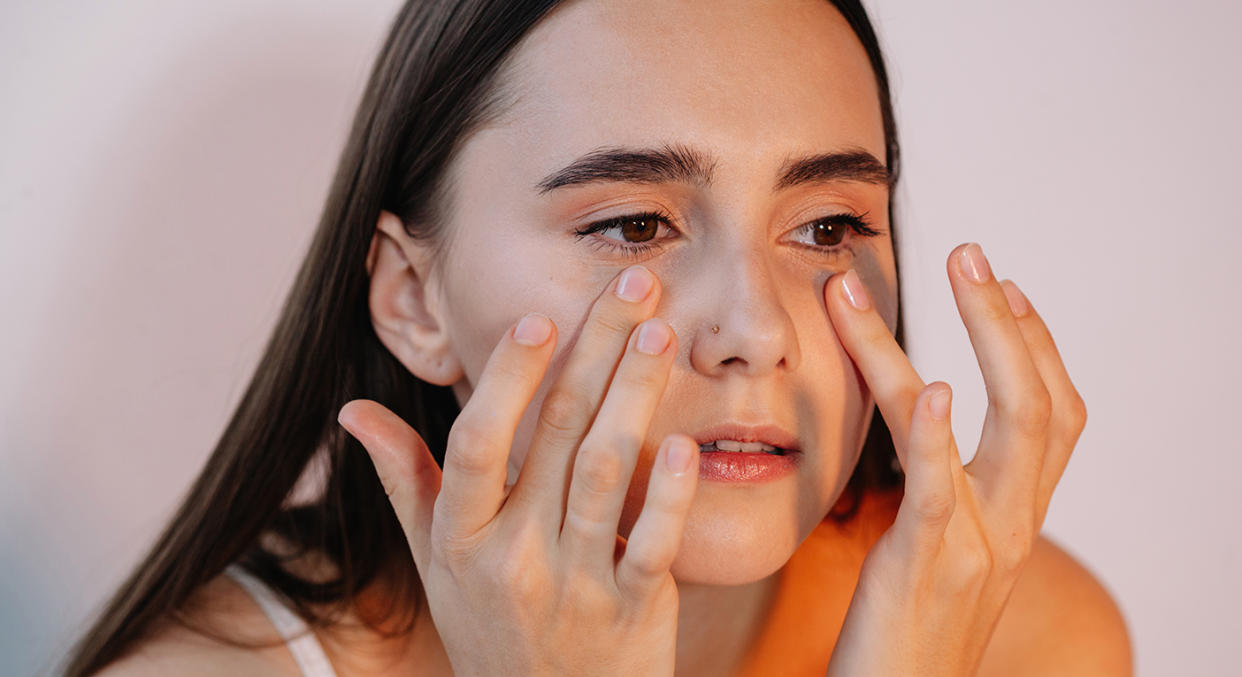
823, 243, 1088, 676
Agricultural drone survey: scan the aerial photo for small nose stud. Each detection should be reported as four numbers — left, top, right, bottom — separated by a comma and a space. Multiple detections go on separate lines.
711, 324, 720, 334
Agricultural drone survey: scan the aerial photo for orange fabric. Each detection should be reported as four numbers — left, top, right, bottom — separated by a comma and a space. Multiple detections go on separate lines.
734, 487, 903, 677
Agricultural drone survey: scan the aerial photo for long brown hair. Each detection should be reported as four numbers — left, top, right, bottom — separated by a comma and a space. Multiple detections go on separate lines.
64, 1, 904, 673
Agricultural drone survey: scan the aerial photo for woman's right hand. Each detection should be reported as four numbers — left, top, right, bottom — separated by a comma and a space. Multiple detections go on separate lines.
337, 265, 700, 677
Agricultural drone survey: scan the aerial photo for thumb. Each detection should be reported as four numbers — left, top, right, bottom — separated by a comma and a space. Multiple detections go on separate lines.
891, 382, 957, 564
338, 399, 441, 572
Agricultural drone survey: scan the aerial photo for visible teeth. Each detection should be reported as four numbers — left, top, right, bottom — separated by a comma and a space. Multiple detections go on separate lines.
704, 439, 777, 453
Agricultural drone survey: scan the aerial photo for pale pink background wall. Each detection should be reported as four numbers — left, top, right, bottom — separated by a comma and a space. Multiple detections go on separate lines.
2, 1, 1239, 675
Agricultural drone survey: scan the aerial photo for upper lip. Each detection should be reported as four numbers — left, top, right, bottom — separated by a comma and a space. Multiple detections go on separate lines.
691, 423, 801, 452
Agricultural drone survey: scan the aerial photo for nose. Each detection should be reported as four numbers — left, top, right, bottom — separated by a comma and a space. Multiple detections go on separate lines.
687, 247, 801, 377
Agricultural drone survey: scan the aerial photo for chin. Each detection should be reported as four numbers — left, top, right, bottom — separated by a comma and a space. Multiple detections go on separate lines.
664, 496, 805, 586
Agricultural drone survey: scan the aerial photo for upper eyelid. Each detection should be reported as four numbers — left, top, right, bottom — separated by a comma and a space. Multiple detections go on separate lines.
583, 208, 874, 236
576, 209, 678, 235
576, 212, 881, 264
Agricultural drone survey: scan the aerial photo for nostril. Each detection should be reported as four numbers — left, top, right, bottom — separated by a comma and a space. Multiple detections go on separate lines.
721, 357, 741, 366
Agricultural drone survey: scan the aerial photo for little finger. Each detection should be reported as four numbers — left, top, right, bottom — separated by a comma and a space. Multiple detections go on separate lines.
615, 434, 699, 600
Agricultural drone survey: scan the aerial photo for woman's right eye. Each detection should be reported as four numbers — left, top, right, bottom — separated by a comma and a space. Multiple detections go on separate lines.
573, 209, 679, 258
597, 213, 664, 242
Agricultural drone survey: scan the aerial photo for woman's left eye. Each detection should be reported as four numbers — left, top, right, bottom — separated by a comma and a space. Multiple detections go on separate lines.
785, 211, 882, 252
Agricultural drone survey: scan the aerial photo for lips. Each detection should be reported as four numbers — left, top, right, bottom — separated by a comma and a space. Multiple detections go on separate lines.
691, 422, 801, 455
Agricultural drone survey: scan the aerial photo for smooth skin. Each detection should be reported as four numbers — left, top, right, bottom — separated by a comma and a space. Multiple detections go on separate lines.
338, 242, 1093, 675
340, 265, 696, 676
97, 0, 1132, 674
822, 246, 1089, 675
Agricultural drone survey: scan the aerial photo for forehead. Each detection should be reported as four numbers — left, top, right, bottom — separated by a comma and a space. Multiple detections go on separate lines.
487, 0, 886, 173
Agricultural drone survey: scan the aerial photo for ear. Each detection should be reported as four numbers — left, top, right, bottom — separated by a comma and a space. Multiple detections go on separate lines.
366, 210, 463, 386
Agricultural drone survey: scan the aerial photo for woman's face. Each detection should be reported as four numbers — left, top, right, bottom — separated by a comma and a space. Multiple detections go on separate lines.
429, 0, 897, 584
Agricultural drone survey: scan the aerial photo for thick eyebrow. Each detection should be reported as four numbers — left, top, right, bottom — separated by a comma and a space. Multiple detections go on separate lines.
535, 143, 717, 194
773, 148, 891, 191
535, 143, 889, 194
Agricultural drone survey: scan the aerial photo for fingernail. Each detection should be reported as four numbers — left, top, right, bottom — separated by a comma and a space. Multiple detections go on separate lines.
513, 313, 553, 346
958, 243, 992, 283
666, 437, 695, 475
636, 319, 671, 355
616, 265, 655, 302
841, 269, 871, 311
1001, 280, 1030, 317
929, 387, 951, 421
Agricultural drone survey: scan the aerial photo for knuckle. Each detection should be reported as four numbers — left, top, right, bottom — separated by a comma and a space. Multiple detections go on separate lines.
994, 529, 1034, 575
592, 308, 639, 339
565, 569, 618, 614
447, 418, 484, 451
445, 426, 493, 476
487, 529, 546, 598
999, 387, 1053, 435
616, 362, 664, 391
1065, 390, 1088, 431
537, 389, 591, 440
491, 359, 538, 391
446, 449, 492, 479
914, 491, 956, 525
984, 297, 1014, 323
494, 550, 541, 600
957, 544, 994, 581
863, 318, 895, 346
644, 481, 691, 518
575, 445, 626, 496
625, 545, 670, 581
433, 524, 482, 566
561, 507, 607, 539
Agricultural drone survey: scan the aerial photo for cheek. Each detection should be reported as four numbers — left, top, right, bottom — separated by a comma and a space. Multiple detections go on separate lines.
856, 241, 898, 333
441, 235, 615, 481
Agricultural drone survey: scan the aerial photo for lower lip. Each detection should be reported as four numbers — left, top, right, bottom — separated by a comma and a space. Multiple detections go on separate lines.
698, 451, 799, 482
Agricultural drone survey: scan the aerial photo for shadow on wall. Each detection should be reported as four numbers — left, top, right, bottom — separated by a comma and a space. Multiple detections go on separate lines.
0, 4, 399, 675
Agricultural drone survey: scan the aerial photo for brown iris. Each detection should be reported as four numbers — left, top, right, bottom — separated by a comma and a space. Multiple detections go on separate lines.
618, 215, 660, 242
811, 221, 846, 247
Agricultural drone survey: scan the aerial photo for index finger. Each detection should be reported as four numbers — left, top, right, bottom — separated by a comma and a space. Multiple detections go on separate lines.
824, 267, 924, 467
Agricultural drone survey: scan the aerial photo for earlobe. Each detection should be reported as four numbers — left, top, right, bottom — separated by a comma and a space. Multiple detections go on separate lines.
366, 210, 464, 386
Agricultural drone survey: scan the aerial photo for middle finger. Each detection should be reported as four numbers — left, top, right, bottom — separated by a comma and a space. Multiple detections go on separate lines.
507, 265, 662, 530
559, 317, 677, 575
947, 243, 1051, 511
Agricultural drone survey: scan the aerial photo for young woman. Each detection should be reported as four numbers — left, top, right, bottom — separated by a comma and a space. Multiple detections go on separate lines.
67, 0, 1132, 675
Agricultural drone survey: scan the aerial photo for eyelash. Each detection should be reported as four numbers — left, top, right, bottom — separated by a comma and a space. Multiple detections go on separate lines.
572, 208, 883, 262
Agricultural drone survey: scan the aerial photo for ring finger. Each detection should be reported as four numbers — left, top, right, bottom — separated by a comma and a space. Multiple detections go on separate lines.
559, 317, 677, 575
507, 265, 661, 530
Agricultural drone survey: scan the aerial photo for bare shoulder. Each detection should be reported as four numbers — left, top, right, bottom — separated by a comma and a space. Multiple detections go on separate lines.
977, 533, 1134, 676
91, 574, 301, 676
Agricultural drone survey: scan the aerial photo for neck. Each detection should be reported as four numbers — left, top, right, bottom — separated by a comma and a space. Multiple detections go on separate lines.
672, 568, 785, 677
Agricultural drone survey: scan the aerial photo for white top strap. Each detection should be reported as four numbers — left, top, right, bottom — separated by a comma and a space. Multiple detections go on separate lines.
224, 564, 339, 677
